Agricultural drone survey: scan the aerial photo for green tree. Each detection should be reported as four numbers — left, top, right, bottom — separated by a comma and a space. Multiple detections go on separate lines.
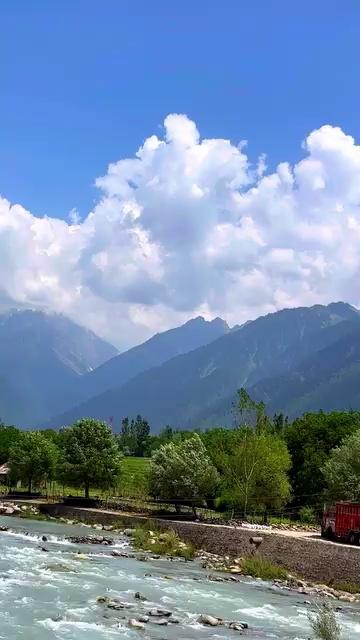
234, 388, 272, 431
149, 434, 219, 516
285, 411, 360, 505
322, 430, 360, 502
118, 415, 150, 456
0, 424, 21, 464
9, 431, 58, 493
60, 418, 123, 498
217, 429, 291, 518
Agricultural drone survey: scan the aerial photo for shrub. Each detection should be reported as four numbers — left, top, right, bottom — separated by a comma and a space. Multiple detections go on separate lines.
332, 582, 360, 594
132, 526, 195, 560
299, 505, 317, 524
308, 603, 341, 640
241, 555, 288, 581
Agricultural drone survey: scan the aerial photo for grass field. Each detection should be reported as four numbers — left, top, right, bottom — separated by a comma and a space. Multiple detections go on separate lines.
120, 456, 150, 497
41, 456, 151, 500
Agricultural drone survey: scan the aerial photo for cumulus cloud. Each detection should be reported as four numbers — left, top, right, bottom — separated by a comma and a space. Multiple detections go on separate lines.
1, 115, 360, 348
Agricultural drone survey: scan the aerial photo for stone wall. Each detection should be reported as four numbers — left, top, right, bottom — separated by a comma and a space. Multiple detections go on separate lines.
42, 504, 360, 584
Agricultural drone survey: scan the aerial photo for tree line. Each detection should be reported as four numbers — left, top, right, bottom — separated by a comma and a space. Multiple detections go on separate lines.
1, 389, 360, 519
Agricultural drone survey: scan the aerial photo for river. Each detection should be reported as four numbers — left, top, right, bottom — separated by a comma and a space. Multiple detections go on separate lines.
0, 515, 359, 639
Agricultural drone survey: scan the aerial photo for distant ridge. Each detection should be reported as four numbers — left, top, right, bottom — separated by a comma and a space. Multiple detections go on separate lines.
47, 302, 360, 431
0, 309, 117, 426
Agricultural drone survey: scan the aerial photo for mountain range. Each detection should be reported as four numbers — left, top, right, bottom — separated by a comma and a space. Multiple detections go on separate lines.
1, 302, 360, 430
0, 310, 118, 426
47, 301, 360, 431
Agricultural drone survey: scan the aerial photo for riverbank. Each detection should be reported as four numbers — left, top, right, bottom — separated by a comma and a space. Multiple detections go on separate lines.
3, 514, 359, 639
32, 502, 360, 593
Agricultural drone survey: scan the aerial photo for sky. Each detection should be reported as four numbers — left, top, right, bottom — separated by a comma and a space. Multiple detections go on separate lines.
1, 1, 360, 348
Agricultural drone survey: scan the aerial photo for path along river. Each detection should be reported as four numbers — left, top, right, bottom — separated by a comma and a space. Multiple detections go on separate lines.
0, 515, 359, 639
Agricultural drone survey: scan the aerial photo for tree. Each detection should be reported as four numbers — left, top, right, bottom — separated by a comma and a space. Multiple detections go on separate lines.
60, 418, 123, 498
0, 424, 21, 464
217, 428, 291, 519
149, 434, 219, 516
118, 415, 150, 456
9, 431, 58, 493
322, 430, 360, 502
285, 411, 360, 505
234, 388, 271, 431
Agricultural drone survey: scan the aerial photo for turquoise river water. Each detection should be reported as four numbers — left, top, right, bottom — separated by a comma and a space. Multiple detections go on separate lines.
0, 515, 359, 639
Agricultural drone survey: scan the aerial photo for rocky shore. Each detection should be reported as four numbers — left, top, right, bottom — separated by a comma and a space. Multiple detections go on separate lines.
0, 501, 40, 516
1, 507, 359, 605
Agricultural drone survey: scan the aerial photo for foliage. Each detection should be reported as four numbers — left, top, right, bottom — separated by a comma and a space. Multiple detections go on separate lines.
133, 526, 195, 559
149, 434, 219, 514
0, 424, 21, 464
285, 411, 360, 505
322, 429, 360, 502
332, 582, 360, 594
215, 428, 291, 517
234, 388, 271, 431
241, 555, 288, 581
298, 505, 317, 524
308, 603, 341, 640
118, 415, 150, 456
59, 418, 123, 498
9, 431, 58, 492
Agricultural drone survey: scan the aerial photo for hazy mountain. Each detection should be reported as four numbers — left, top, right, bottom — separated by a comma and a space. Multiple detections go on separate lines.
248, 319, 360, 418
76, 316, 230, 404
48, 302, 359, 431
0, 310, 117, 426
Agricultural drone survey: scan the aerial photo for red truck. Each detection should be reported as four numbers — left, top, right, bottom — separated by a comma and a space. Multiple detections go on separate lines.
322, 502, 360, 545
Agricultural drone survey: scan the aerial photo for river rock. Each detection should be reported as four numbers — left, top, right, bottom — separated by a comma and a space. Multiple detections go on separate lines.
148, 607, 172, 617
123, 528, 136, 536
128, 619, 145, 629
198, 614, 222, 626
134, 592, 147, 600
68, 535, 113, 545
97, 596, 111, 604
151, 618, 169, 626
138, 615, 149, 623
228, 621, 248, 630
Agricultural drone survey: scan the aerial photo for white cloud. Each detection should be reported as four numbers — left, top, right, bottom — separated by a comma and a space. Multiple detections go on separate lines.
1, 115, 360, 348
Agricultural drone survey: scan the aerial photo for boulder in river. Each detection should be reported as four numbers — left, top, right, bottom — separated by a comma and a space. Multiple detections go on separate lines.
151, 618, 169, 626
68, 535, 113, 545
134, 592, 147, 601
228, 620, 248, 631
198, 614, 223, 626
148, 607, 172, 617
138, 615, 149, 623
128, 618, 145, 630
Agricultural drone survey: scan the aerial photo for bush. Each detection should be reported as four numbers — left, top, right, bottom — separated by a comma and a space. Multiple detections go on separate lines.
332, 582, 360, 594
299, 505, 317, 524
132, 526, 195, 560
308, 603, 341, 640
241, 555, 288, 581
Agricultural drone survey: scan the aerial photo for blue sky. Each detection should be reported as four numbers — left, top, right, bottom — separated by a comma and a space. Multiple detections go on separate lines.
1, 0, 359, 220
1, 1, 360, 347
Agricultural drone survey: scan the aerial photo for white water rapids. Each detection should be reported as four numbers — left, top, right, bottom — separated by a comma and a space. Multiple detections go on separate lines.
0, 516, 359, 639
